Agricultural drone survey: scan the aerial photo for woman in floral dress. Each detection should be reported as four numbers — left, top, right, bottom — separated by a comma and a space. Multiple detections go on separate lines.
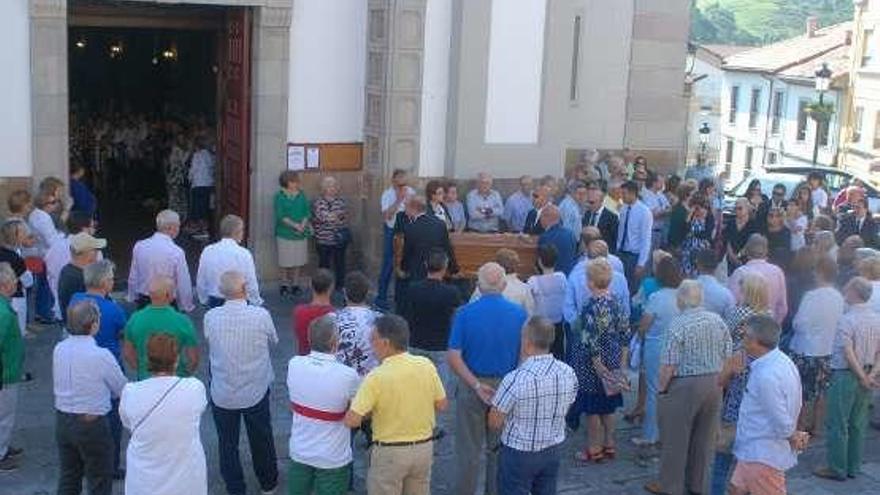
569, 258, 630, 463
166, 134, 190, 218
680, 192, 713, 278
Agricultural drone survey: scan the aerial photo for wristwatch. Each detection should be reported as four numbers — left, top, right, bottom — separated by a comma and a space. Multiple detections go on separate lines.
472, 381, 482, 391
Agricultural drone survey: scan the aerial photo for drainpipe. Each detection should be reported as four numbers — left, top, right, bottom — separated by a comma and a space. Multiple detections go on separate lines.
760, 75, 775, 167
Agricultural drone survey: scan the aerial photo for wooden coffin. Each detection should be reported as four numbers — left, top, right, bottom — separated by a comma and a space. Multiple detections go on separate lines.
394, 232, 538, 278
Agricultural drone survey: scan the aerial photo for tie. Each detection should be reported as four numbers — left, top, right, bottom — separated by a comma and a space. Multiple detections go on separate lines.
619, 206, 631, 252
588, 211, 597, 227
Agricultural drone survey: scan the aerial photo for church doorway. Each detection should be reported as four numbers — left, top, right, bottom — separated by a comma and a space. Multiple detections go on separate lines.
66, 0, 252, 275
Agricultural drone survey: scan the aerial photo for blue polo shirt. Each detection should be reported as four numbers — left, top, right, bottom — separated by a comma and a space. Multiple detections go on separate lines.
448, 294, 526, 377
539, 223, 579, 275
69, 292, 128, 364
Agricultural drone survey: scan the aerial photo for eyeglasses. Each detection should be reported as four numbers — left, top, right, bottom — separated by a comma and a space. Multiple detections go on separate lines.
773, 191, 784, 197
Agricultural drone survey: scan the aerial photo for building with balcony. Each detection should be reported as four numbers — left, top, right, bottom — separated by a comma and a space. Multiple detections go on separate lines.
718, 20, 851, 184
839, 0, 880, 178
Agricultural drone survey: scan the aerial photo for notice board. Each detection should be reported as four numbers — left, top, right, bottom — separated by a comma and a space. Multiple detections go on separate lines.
287, 142, 363, 172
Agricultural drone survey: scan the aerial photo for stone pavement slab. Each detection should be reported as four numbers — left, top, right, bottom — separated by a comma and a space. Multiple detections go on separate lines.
2, 290, 880, 494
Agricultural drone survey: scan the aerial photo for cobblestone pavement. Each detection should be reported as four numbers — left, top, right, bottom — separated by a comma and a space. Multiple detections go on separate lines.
3, 289, 880, 495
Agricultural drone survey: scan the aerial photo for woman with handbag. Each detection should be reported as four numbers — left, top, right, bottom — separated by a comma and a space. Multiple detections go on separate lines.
120, 333, 207, 495
569, 258, 630, 463
312, 176, 349, 290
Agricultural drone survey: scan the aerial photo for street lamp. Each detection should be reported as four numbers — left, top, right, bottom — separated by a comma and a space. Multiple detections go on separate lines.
698, 123, 711, 165
812, 62, 833, 166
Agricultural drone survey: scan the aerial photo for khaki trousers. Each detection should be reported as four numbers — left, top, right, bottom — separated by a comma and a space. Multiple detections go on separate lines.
368, 441, 433, 495
454, 377, 502, 495
658, 374, 722, 495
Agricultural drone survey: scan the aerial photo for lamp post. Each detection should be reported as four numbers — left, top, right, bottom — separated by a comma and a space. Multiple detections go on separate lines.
698, 122, 711, 165
812, 62, 833, 166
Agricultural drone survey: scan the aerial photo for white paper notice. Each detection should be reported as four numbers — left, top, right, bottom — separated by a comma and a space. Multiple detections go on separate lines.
287, 145, 305, 171
306, 147, 320, 169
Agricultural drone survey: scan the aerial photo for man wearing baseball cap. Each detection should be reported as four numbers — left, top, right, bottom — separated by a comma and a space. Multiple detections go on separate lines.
58, 232, 106, 324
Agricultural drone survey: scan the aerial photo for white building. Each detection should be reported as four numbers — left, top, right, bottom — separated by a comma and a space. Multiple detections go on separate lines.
0, 0, 691, 275
685, 44, 750, 167
719, 21, 851, 184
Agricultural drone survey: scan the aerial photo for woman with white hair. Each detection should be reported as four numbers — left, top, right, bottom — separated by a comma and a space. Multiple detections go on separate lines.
311, 176, 349, 289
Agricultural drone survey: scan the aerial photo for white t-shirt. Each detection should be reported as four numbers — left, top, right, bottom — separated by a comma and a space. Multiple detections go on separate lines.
120, 377, 208, 495
380, 186, 414, 229
287, 352, 360, 469
811, 188, 828, 212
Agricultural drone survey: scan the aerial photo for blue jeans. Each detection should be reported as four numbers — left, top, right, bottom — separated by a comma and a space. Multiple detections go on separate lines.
711, 452, 734, 495
376, 226, 395, 308
33, 272, 54, 321
498, 444, 561, 495
642, 337, 662, 442
211, 390, 279, 495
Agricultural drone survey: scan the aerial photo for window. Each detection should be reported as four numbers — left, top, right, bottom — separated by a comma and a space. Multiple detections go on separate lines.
725, 138, 735, 164
771, 91, 784, 134
863, 30, 876, 67
797, 100, 809, 141
767, 151, 778, 164
854, 106, 864, 143
569, 15, 582, 101
874, 111, 880, 149
745, 146, 754, 171
748, 88, 761, 128
729, 86, 739, 124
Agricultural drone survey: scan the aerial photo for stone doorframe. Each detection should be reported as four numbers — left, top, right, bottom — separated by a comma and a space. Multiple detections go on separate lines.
29, 0, 292, 276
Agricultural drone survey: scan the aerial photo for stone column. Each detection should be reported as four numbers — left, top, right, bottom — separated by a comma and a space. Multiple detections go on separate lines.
361, 0, 428, 273
250, 3, 291, 278
29, 0, 69, 188
624, 0, 690, 169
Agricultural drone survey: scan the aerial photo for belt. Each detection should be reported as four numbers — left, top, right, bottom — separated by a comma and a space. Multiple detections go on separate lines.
374, 430, 444, 447
290, 402, 346, 422
57, 410, 102, 422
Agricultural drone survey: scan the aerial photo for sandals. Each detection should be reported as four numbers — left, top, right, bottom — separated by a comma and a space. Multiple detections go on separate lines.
603, 445, 617, 459
575, 448, 606, 463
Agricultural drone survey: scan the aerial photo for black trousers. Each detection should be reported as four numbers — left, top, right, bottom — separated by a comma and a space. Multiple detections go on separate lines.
316, 243, 347, 289
56, 411, 114, 495
211, 390, 279, 495
551, 322, 565, 361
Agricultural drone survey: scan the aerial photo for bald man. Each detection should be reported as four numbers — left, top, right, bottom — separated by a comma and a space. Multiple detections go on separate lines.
123, 276, 199, 380
538, 205, 578, 274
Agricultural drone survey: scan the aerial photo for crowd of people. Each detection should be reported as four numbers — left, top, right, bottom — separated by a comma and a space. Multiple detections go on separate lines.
0, 150, 880, 495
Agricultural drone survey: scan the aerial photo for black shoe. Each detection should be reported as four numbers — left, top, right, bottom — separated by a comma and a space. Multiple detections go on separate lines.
279, 285, 289, 298
5, 447, 22, 459
290, 286, 303, 298
0, 453, 19, 473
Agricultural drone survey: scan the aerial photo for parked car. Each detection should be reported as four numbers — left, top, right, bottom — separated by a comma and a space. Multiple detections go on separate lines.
723, 166, 880, 215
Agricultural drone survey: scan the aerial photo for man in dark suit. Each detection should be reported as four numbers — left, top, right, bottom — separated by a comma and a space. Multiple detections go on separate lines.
523, 186, 551, 235
836, 197, 878, 248
397, 196, 458, 309
582, 181, 619, 253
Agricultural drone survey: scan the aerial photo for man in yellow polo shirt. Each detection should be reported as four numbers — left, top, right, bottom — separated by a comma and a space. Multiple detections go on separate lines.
344, 314, 447, 495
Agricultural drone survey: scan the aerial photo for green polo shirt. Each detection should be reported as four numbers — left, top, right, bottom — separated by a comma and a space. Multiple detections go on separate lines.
274, 189, 311, 240
0, 297, 23, 387
124, 305, 198, 380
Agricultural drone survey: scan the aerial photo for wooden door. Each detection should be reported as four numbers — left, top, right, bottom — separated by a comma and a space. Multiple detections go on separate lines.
217, 8, 252, 228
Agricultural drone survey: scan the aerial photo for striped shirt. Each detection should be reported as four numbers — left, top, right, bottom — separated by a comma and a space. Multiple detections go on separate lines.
204, 300, 278, 409
830, 303, 880, 371
492, 354, 578, 452
662, 308, 732, 377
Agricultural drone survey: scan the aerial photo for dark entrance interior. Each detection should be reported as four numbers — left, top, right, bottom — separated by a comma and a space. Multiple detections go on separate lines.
67, 0, 251, 275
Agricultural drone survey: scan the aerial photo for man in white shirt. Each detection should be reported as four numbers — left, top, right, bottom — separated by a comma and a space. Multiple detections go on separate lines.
616, 180, 653, 293
471, 248, 535, 316
54, 300, 128, 495
127, 210, 194, 312
377, 169, 414, 310
204, 271, 279, 495
196, 215, 262, 308
189, 139, 215, 233
730, 315, 806, 495
287, 315, 360, 491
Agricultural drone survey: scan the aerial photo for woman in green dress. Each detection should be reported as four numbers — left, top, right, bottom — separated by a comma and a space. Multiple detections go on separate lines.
274, 171, 310, 298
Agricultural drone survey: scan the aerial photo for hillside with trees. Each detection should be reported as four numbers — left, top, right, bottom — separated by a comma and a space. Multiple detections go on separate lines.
691, 0, 854, 46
